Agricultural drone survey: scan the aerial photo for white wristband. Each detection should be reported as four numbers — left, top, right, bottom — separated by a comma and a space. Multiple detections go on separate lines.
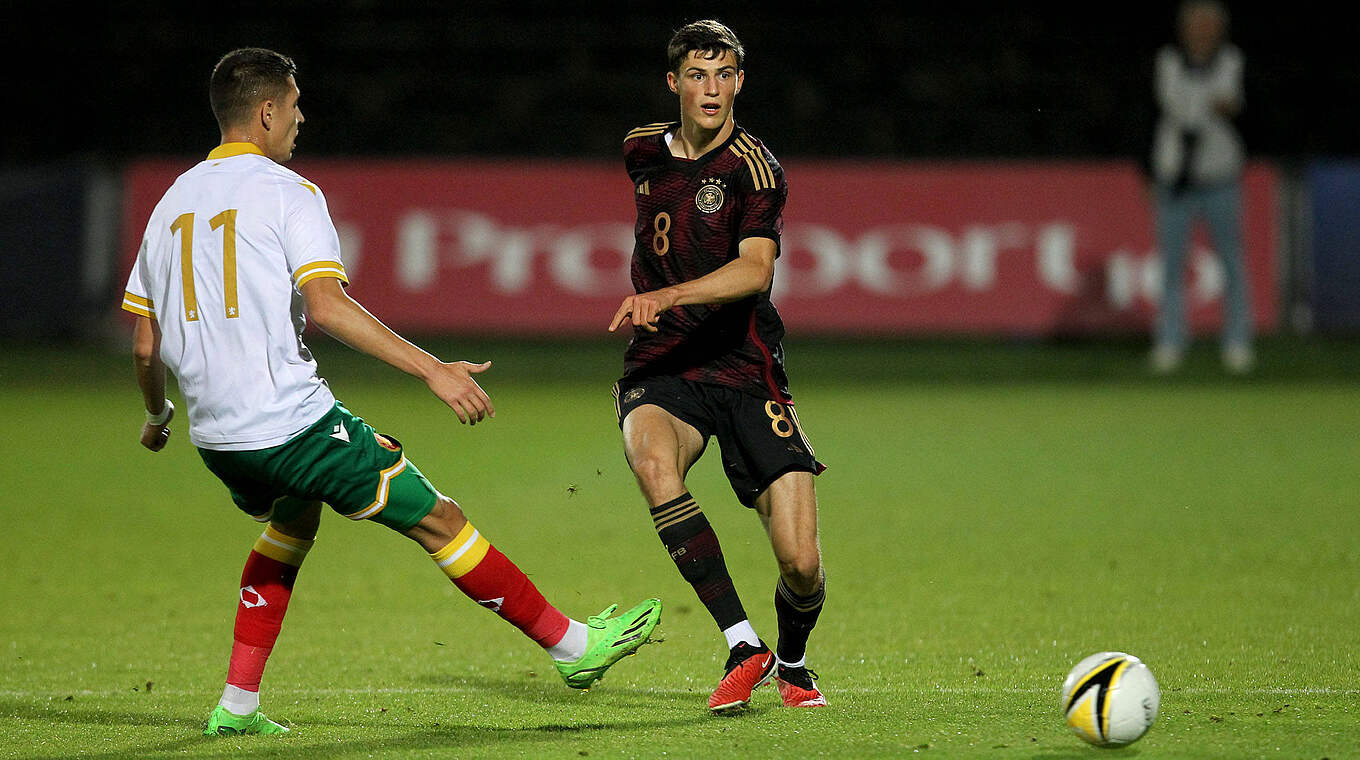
146, 399, 174, 426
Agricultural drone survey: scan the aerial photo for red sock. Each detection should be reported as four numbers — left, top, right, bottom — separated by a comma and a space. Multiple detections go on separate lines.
225, 526, 312, 691
430, 522, 569, 647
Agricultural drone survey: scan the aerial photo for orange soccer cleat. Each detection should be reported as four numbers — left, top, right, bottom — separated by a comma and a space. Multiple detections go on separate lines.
708, 641, 776, 712
774, 664, 827, 707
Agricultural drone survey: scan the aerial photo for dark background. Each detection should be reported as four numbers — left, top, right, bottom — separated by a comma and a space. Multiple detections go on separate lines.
4, 1, 1353, 167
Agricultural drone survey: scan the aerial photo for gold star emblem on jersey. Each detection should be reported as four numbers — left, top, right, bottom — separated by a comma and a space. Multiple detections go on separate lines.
695, 178, 726, 213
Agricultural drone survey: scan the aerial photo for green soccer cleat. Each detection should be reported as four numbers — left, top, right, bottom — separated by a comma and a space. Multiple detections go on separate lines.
555, 597, 662, 689
203, 705, 290, 736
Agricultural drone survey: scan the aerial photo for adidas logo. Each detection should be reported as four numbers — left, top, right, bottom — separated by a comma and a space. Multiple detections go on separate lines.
613, 612, 653, 646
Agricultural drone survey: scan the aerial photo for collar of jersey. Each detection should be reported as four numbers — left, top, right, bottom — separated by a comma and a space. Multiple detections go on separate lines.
666, 123, 741, 171
207, 142, 266, 160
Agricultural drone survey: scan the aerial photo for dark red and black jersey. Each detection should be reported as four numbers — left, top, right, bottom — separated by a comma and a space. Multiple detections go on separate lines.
620, 121, 793, 402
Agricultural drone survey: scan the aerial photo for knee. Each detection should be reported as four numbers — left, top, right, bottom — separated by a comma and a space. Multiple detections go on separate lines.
628, 451, 682, 496
272, 502, 322, 541
429, 496, 467, 530
406, 495, 469, 552
778, 551, 824, 595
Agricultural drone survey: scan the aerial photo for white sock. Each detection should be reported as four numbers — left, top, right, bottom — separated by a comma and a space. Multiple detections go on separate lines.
547, 619, 589, 662
777, 655, 805, 669
721, 620, 761, 650
219, 684, 260, 716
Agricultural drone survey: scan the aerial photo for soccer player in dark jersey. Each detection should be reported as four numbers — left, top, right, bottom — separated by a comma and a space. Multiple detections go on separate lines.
607, 19, 828, 712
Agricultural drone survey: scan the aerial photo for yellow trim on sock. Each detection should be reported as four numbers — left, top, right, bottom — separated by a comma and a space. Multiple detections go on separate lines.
429, 522, 491, 579
252, 525, 314, 567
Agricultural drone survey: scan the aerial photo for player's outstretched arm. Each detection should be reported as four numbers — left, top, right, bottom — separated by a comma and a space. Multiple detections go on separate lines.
609, 237, 776, 332
132, 315, 174, 451
300, 278, 495, 425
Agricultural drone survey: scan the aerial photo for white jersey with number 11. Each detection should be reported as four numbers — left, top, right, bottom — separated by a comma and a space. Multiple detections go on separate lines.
122, 142, 347, 451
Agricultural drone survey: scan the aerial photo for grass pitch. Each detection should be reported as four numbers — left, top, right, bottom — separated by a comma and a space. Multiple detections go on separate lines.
1, 335, 1357, 758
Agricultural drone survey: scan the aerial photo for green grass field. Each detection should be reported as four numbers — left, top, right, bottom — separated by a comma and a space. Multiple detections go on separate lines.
2, 335, 1358, 759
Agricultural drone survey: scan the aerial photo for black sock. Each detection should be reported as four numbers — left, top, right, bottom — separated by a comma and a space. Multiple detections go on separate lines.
774, 573, 824, 665
651, 492, 747, 630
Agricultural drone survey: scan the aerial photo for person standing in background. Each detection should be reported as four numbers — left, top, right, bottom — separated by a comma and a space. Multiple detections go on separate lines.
1148, 0, 1254, 375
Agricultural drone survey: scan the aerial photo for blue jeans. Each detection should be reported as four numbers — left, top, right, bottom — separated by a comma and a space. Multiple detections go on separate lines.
1153, 182, 1253, 351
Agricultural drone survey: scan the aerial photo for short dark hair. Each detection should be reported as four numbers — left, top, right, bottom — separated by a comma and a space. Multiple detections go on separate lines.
667, 19, 744, 73
1178, 0, 1229, 30
209, 48, 298, 131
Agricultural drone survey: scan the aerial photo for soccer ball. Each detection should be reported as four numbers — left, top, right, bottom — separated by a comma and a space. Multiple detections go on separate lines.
1060, 651, 1160, 747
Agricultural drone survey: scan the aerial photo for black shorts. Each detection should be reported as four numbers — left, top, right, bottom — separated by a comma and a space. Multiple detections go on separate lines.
613, 375, 826, 507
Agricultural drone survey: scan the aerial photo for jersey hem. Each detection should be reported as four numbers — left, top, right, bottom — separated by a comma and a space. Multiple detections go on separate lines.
189, 400, 336, 452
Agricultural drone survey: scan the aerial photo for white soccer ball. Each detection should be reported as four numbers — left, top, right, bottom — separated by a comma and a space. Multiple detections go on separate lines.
1060, 651, 1160, 747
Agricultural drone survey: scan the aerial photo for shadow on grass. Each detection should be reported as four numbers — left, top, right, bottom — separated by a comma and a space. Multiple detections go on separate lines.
0, 698, 207, 758
0, 684, 709, 760
411, 671, 692, 703
1028, 750, 1144, 759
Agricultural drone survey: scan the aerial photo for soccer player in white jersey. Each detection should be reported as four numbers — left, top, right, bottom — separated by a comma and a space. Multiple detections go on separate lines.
123, 48, 661, 736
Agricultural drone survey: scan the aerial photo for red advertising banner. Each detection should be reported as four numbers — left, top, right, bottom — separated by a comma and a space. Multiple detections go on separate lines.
120, 158, 1278, 336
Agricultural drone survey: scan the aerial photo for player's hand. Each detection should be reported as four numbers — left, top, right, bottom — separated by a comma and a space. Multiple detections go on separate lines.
609, 289, 677, 333
425, 360, 495, 425
140, 406, 174, 452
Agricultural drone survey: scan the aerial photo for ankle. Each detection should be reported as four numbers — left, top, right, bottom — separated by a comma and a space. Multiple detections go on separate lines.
219, 684, 260, 715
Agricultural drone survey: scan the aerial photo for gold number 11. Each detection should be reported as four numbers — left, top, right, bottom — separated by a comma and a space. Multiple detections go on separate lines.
170, 209, 239, 321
